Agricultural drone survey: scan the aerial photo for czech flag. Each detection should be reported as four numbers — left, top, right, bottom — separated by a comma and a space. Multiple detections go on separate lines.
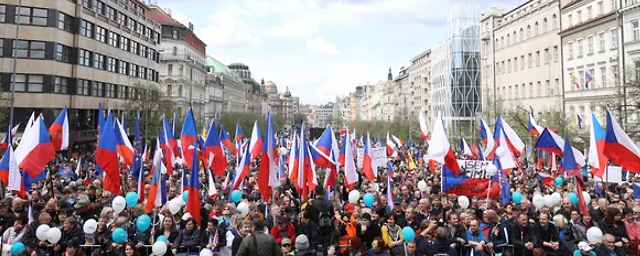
0, 124, 20, 149
0, 144, 19, 193
97, 103, 105, 135
561, 135, 590, 216
341, 127, 359, 189
249, 121, 263, 161
95, 112, 121, 195
181, 108, 198, 169
310, 125, 337, 170
427, 112, 461, 175
204, 121, 227, 177
258, 108, 278, 201
185, 145, 202, 225
460, 137, 472, 157
137, 144, 147, 202
418, 112, 430, 140
132, 113, 142, 178
115, 119, 134, 168
589, 113, 607, 177
528, 112, 544, 136
219, 125, 236, 156
494, 116, 525, 157
604, 108, 640, 172
144, 138, 165, 213
392, 135, 405, 147
48, 107, 69, 151
161, 115, 175, 175
386, 132, 397, 157
232, 142, 252, 190
538, 171, 554, 187
14, 115, 55, 179
235, 121, 243, 150
534, 128, 586, 166
170, 113, 179, 156
480, 118, 494, 159
362, 131, 377, 181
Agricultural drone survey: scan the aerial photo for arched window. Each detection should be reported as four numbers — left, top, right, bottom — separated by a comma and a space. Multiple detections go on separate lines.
501, 36, 504, 48
520, 28, 524, 41
527, 25, 531, 38
552, 14, 557, 29
543, 18, 548, 32
172, 47, 177, 56
514, 31, 517, 43
507, 34, 511, 46
535, 22, 539, 36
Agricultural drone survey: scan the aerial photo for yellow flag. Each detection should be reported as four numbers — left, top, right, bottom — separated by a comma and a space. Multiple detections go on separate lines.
201, 122, 208, 139
407, 150, 417, 170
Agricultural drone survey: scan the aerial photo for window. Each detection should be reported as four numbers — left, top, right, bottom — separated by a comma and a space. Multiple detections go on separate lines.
0, 5, 6, 22
527, 25, 531, 38
508, 60, 511, 72
139, 45, 147, 58
514, 57, 518, 70
167, 84, 172, 96
568, 42, 573, 59
58, 13, 73, 32
130, 41, 138, 55
96, 26, 107, 43
118, 85, 126, 99
545, 48, 549, 63
93, 82, 104, 97
568, 14, 573, 27
535, 22, 539, 36
55, 44, 72, 63
108, 7, 116, 21
513, 31, 517, 43
577, 39, 583, 57
600, 67, 606, 87
128, 17, 135, 31
109, 32, 118, 47
588, 36, 594, 54
543, 18, 548, 33
545, 80, 550, 96
119, 36, 129, 51
612, 29, 618, 49
579, 71, 585, 86
634, 21, 640, 41
138, 66, 145, 78
118, 12, 127, 27
172, 46, 178, 56
179, 65, 184, 76
94, 53, 105, 70
80, 20, 94, 38
0, 39, 3, 56
598, 1, 604, 16
13, 40, 45, 59
553, 46, 559, 62
106, 83, 116, 98
552, 14, 558, 29
536, 51, 540, 66
507, 34, 511, 46
599, 32, 605, 52
130, 63, 137, 77
587, 6, 592, 19
168, 64, 173, 76
137, 23, 144, 35
15, 7, 48, 26
107, 57, 117, 72
147, 69, 153, 81
78, 49, 91, 66
119, 61, 128, 75
528, 53, 532, 68
96, 1, 105, 15
54, 77, 68, 94
78, 80, 90, 95
521, 55, 525, 69
588, 69, 595, 88
613, 0, 618, 9
520, 28, 524, 41
577, 11, 582, 23
82, 0, 93, 9
12, 74, 43, 92
178, 84, 183, 97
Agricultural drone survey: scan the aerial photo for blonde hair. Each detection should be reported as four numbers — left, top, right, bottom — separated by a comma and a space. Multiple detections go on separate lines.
553, 214, 567, 229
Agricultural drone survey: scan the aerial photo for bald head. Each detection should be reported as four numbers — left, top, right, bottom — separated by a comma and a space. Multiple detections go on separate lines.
12, 198, 23, 211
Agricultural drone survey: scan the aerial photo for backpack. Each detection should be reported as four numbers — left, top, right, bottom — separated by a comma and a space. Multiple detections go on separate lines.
318, 211, 333, 230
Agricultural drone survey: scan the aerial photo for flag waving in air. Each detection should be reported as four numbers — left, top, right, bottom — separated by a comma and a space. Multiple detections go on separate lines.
181, 108, 198, 169
258, 108, 278, 201
15, 115, 55, 179
49, 107, 69, 151
186, 142, 202, 225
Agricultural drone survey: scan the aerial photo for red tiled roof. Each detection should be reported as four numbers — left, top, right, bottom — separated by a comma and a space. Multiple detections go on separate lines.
146, 6, 182, 26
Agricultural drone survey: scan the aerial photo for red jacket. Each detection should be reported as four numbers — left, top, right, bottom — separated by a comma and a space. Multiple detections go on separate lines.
269, 222, 296, 245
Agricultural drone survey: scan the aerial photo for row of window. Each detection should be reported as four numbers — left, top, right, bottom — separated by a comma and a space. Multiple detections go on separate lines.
496, 15, 558, 50
79, 0, 159, 43
567, 64, 617, 91
566, 29, 617, 60
494, 46, 559, 76
497, 79, 560, 101
82, 0, 146, 17
78, 18, 158, 63
566, 0, 614, 29
8, 73, 153, 99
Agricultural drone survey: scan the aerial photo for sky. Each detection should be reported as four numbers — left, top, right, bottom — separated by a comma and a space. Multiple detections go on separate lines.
154, 0, 520, 105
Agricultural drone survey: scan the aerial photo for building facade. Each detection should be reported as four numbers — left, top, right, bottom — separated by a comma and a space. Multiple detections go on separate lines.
0, 0, 162, 147
394, 66, 410, 118
204, 56, 246, 114
408, 50, 431, 127
313, 102, 334, 127
147, 6, 206, 120
430, 3, 483, 135
228, 63, 266, 114
480, 0, 563, 115
560, 0, 620, 127
263, 80, 294, 125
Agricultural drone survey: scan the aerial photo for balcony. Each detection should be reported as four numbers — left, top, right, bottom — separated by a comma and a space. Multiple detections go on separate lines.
160, 53, 205, 68
481, 31, 491, 41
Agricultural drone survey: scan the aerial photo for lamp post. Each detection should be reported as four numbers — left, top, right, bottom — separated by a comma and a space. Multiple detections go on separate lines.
9, 0, 23, 129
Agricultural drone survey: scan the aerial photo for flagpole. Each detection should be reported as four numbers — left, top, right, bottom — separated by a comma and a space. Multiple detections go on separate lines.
8, 0, 22, 130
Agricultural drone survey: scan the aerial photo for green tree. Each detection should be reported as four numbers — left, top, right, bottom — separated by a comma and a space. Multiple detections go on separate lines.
123, 82, 175, 143
604, 65, 640, 141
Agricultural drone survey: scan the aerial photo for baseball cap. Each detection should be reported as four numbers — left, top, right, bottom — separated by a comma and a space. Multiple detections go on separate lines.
74, 198, 90, 209
393, 197, 402, 205
344, 203, 355, 214
281, 238, 292, 246
578, 241, 592, 251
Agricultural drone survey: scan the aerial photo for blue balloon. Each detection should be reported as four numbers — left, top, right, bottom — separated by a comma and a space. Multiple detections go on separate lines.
555, 177, 564, 186
568, 192, 579, 205
402, 226, 415, 242
231, 190, 243, 203
182, 191, 189, 202
157, 235, 168, 242
125, 192, 139, 207
111, 227, 127, 244
11, 242, 25, 256
363, 193, 375, 207
136, 214, 151, 232
512, 191, 523, 204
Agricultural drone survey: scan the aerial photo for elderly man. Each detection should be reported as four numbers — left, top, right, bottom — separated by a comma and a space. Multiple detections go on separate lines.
595, 234, 626, 256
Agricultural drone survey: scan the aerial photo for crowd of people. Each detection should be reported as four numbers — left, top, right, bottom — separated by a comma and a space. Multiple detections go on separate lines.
0, 148, 637, 256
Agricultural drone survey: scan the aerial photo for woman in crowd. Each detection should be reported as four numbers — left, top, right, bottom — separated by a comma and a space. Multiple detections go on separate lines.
366, 237, 389, 256
173, 218, 201, 254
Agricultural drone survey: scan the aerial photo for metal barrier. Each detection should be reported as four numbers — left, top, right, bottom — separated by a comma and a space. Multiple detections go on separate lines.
461, 244, 514, 256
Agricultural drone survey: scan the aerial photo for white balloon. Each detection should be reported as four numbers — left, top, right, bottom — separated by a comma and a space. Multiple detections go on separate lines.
200, 248, 214, 256
586, 227, 604, 243
417, 180, 428, 192
551, 192, 563, 206
152, 241, 167, 256
543, 195, 555, 208
485, 164, 498, 177
348, 190, 360, 204
112, 196, 126, 214
237, 202, 249, 218
36, 224, 50, 241
176, 196, 186, 206
582, 191, 592, 204
458, 196, 470, 209
46, 227, 62, 244
169, 198, 182, 215
495, 147, 506, 158
1, 243, 10, 256
83, 219, 98, 234
182, 212, 192, 221
279, 147, 289, 156
532, 194, 545, 209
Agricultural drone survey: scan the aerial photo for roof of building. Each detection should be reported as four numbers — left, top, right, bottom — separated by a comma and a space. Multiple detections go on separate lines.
147, 6, 182, 26
205, 56, 233, 74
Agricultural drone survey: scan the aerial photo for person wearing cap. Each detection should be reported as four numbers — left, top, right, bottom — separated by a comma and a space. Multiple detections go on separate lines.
337, 203, 360, 255
280, 238, 294, 256
294, 234, 312, 256
270, 215, 296, 245
72, 195, 97, 226
573, 241, 596, 256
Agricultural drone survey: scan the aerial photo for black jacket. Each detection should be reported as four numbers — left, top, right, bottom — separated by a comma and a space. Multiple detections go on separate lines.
508, 221, 537, 253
